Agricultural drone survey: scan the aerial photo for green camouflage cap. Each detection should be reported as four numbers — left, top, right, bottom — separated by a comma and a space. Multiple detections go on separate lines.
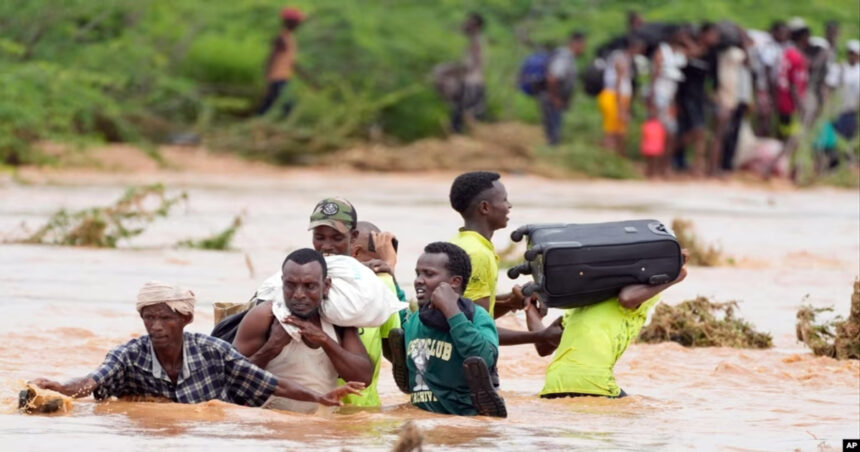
308, 197, 357, 234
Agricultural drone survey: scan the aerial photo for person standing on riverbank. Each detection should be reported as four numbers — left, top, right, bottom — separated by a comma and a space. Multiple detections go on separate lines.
258, 7, 304, 116
539, 31, 587, 145
451, 13, 487, 133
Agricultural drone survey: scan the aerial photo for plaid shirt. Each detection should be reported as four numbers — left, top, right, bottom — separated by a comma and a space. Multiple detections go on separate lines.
90, 332, 278, 407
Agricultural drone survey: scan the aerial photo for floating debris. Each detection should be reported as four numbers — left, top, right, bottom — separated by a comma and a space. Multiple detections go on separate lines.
18, 383, 73, 414
671, 218, 724, 266
795, 280, 860, 360
20, 184, 186, 247
391, 420, 423, 452
638, 297, 772, 348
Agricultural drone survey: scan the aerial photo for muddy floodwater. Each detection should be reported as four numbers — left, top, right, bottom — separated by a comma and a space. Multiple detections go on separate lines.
1, 166, 858, 451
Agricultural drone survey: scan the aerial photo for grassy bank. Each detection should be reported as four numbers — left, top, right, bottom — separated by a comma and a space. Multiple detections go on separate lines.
1, 0, 857, 177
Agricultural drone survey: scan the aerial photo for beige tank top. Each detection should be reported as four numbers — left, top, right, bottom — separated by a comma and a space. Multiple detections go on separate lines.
264, 318, 339, 414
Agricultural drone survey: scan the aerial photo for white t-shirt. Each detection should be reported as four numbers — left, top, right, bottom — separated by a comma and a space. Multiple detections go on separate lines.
826, 62, 860, 113
603, 50, 632, 96
547, 46, 577, 100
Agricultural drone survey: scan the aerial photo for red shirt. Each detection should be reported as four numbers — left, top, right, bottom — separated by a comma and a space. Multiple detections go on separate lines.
775, 46, 808, 115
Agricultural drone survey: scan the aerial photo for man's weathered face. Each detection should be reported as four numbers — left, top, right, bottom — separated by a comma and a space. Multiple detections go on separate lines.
312, 225, 352, 256
414, 252, 460, 305
140, 303, 191, 348
481, 180, 511, 230
282, 260, 328, 319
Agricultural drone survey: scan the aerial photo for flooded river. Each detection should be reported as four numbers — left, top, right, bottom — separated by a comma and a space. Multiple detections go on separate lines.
1, 164, 858, 451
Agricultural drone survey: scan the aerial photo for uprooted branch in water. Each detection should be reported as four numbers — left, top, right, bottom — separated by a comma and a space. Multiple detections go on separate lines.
19, 184, 187, 247
671, 218, 725, 267
17, 184, 243, 250
795, 280, 860, 360
638, 296, 772, 349
176, 214, 243, 251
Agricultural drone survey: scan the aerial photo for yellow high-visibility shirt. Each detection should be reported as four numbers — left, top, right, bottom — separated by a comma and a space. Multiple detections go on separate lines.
340, 274, 402, 407
541, 296, 658, 397
450, 230, 498, 316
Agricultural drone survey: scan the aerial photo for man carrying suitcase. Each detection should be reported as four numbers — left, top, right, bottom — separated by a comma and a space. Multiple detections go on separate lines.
523, 252, 688, 398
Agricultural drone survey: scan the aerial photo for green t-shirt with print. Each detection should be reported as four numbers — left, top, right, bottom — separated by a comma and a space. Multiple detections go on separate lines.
403, 306, 498, 415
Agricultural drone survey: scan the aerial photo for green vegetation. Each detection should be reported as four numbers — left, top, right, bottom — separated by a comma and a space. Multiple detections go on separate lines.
638, 296, 773, 348
17, 183, 246, 249
1, 0, 857, 174
795, 281, 860, 360
672, 218, 725, 266
19, 184, 186, 247
177, 214, 243, 250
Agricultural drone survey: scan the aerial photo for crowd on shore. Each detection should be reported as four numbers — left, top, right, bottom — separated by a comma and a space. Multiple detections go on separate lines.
439, 11, 859, 180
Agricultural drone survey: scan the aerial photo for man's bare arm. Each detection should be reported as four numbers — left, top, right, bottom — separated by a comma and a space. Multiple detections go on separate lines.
30, 376, 98, 399
233, 301, 289, 369
325, 327, 373, 385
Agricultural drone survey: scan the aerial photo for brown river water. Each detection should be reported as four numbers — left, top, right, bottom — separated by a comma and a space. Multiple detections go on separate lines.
1, 164, 858, 451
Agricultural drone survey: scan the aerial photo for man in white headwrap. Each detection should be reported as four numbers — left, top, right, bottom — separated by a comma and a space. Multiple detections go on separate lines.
29, 281, 363, 406
135, 280, 196, 316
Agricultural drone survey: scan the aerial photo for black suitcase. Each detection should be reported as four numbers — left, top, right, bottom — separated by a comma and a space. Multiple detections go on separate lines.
507, 219, 682, 309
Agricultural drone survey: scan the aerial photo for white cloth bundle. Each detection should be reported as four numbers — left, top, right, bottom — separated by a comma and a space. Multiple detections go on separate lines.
255, 255, 404, 340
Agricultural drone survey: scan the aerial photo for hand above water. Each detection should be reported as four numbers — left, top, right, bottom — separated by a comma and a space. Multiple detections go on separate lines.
318, 381, 366, 406
29, 378, 62, 393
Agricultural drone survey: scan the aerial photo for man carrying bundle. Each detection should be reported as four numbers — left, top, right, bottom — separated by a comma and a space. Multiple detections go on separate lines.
240, 198, 402, 410
29, 281, 363, 407
233, 249, 373, 413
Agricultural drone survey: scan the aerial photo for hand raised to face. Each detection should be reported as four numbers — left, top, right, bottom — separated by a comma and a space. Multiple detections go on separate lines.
284, 315, 330, 348
430, 282, 461, 318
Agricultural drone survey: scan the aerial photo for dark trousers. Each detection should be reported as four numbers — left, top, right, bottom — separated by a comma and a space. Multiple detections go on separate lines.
451, 83, 486, 133
540, 94, 564, 145
721, 103, 747, 171
258, 80, 293, 116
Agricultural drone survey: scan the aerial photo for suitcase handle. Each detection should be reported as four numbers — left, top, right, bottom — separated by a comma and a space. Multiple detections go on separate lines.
521, 282, 540, 297
507, 262, 532, 279
510, 223, 570, 242
647, 221, 673, 236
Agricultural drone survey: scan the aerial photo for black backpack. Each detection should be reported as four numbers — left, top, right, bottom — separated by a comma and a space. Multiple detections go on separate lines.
582, 57, 607, 97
